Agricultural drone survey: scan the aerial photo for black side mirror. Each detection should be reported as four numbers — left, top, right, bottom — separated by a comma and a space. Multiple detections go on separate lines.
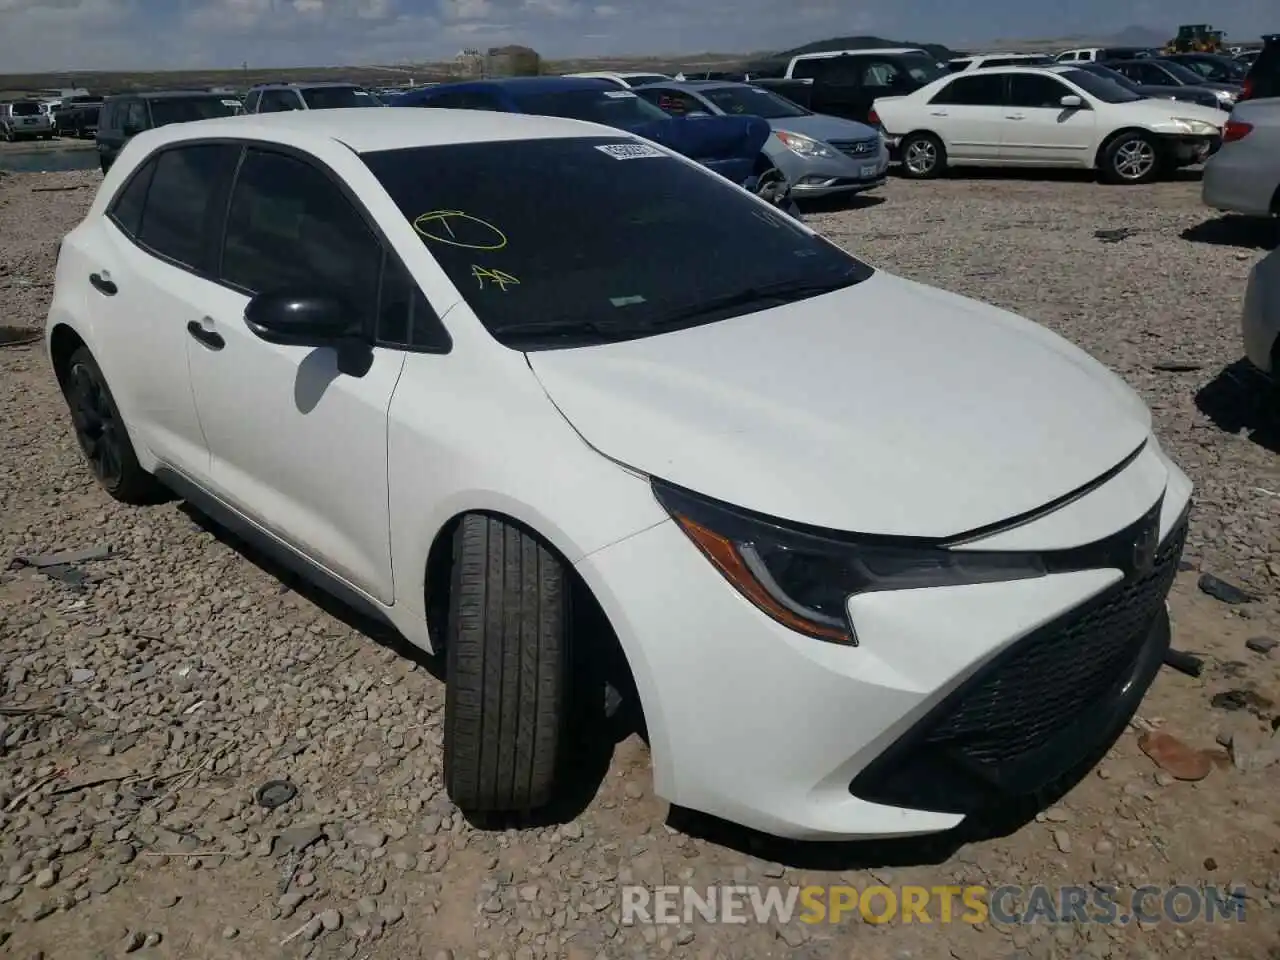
245, 291, 372, 376
245, 291, 361, 345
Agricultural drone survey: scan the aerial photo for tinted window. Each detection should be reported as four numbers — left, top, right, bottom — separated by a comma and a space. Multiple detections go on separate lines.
300, 86, 380, 109
701, 86, 808, 118
124, 101, 147, 130
12, 102, 41, 116
1060, 69, 1142, 103
148, 97, 238, 126
897, 52, 949, 83
1154, 60, 1212, 84
641, 89, 704, 116
984, 56, 1053, 68
624, 75, 670, 87
930, 74, 1005, 106
362, 137, 870, 350
136, 145, 233, 267
220, 149, 382, 329
376, 254, 448, 351
860, 60, 907, 91
791, 58, 823, 80
511, 88, 669, 126
107, 160, 155, 237
812, 57, 862, 86
244, 90, 261, 112
1007, 74, 1073, 108
258, 90, 301, 112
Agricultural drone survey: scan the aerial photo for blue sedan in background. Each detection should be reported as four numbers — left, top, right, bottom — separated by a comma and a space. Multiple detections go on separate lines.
393, 77, 774, 192
632, 80, 888, 200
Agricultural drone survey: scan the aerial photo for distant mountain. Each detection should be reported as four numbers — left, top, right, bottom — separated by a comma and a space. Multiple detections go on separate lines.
1108, 25, 1169, 47
744, 35, 958, 75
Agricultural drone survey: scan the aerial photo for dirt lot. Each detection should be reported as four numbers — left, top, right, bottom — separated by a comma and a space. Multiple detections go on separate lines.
0, 167, 1278, 960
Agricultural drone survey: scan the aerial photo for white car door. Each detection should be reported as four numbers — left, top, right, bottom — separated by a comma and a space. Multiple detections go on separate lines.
185, 145, 407, 605
77, 144, 242, 483
918, 73, 1009, 161
1000, 73, 1098, 165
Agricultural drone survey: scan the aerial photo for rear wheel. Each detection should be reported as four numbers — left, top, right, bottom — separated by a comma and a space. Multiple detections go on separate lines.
1100, 131, 1160, 185
899, 132, 946, 179
443, 513, 570, 814
60, 347, 164, 504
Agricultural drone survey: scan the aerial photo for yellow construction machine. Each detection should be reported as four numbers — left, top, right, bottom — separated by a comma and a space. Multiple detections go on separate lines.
1165, 25, 1225, 54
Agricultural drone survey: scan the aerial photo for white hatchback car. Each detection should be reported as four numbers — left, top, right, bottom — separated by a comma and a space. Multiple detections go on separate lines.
47, 109, 1193, 841
872, 64, 1226, 183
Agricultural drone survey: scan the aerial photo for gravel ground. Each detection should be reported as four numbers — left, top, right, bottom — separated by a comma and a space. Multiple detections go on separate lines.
1, 167, 1278, 960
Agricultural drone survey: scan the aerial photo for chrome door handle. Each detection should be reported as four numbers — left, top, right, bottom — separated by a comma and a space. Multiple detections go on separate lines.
929, 110, 948, 116
1005, 114, 1026, 120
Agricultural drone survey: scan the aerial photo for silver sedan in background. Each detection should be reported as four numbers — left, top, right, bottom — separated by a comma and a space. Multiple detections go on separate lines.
632, 80, 889, 200
1202, 97, 1280, 218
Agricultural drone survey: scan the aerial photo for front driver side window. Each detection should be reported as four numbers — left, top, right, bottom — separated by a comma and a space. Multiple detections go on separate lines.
220, 148, 384, 332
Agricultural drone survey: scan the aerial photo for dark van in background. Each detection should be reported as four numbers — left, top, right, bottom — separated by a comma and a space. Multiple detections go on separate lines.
96, 91, 241, 172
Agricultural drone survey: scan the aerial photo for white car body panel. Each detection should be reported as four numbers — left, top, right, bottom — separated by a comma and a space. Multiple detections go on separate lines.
45, 108, 1195, 841
1242, 246, 1280, 374
873, 66, 1227, 170
528, 271, 1151, 538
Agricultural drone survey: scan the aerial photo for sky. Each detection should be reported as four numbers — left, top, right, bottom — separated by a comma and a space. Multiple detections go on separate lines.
0, 0, 1272, 73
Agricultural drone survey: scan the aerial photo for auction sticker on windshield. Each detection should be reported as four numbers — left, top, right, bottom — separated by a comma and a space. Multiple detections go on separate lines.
603, 90, 638, 98
596, 143, 665, 160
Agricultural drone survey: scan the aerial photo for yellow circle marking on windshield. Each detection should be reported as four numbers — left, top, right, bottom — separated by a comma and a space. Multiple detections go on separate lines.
413, 210, 507, 251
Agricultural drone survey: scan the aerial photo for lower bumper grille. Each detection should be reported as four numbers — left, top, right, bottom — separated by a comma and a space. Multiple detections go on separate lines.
850, 512, 1188, 815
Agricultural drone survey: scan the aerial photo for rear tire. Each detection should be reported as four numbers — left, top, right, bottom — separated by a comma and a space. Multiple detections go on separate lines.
60, 346, 164, 505
444, 513, 570, 814
899, 131, 946, 179
1100, 130, 1160, 185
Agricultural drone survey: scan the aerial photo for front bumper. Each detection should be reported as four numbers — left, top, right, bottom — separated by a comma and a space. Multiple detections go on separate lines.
1161, 133, 1218, 166
577, 440, 1193, 840
774, 143, 890, 198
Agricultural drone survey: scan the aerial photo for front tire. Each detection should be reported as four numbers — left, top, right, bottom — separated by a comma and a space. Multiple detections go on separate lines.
61, 347, 164, 504
1100, 131, 1160, 185
444, 514, 570, 814
899, 132, 946, 179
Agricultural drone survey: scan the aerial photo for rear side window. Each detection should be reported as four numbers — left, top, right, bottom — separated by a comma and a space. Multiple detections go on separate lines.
136, 145, 236, 269
244, 90, 262, 112
791, 59, 823, 80
930, 74, 1006, 106
107, 160, 156, 237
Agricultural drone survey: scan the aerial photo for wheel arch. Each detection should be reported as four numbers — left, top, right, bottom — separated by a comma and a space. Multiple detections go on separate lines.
48, 322, 87, 389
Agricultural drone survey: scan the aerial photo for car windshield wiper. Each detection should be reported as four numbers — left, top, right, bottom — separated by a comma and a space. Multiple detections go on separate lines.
488, 318, 640, 342
644, 271, 863, 330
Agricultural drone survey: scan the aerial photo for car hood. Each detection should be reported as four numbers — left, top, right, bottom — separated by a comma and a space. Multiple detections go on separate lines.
1124, 98, 1227, 125
767, 113, 879, 142
527, 271, 1151, 538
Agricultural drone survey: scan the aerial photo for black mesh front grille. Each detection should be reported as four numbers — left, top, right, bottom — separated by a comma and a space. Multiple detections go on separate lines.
850, 512, 1187, 815
927, 518, 1185, 768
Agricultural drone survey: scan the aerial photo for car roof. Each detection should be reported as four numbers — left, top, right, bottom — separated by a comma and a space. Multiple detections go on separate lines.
249, 81, 365, 90
105, 90, 231, 100
793, 48, 927, 59
125, 106, 618, 154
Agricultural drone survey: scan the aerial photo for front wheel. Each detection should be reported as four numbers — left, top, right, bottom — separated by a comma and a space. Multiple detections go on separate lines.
899, 132, 946, 179
1100, 131, 1160, 185
443, 514, 570, 814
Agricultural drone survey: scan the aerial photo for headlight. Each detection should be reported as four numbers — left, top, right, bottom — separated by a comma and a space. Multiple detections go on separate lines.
1170, 117, 1221, 135
774, 130, 836, 159
652, 480, 1045, 645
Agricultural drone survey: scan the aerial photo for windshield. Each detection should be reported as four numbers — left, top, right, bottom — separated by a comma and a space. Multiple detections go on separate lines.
12, 102, 41, 116
1181, 56, 1245, 80
701, 85, 808, 118
899, 52, 949, 83
512, 88, 670, 127
148, 97, 239, 126
1078, 64, 1140, 89
301, 86, 380, 109
1060, 68, 1143, 103
1157, 60, 1214, 84
362, 137, 870, 349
